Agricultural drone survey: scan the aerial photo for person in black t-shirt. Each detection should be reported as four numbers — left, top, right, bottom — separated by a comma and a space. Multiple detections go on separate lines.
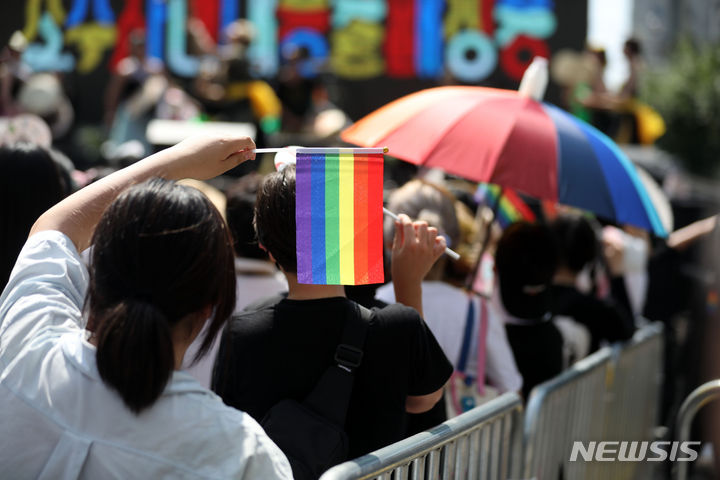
495, 222, 564, 400
212, 165, 453, 460
549, 214, 635, 353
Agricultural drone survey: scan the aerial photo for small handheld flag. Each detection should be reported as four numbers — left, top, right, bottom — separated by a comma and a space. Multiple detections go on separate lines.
475, 184, 536, 228
295, 148, 385, 285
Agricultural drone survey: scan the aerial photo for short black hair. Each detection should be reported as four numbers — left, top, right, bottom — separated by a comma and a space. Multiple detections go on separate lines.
495, 222, 557, 319
226, 173, 266, 259
550, 213, 598, 273
254, 166, 297, 272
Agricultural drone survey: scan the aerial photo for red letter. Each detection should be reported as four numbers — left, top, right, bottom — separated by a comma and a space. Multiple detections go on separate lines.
384, 0, 414, 77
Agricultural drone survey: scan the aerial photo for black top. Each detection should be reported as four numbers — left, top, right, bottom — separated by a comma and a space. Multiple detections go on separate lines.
550, 284, 635, 352
505, 321, 564, 400
212, 295, 452, 459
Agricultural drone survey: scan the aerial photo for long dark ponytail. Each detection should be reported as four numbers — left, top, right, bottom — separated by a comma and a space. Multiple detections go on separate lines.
94, 301, 174, 412
86, 178, 235, 413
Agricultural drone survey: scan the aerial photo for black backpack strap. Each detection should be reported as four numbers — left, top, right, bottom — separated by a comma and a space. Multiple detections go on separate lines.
304, 303, 371, 426
334, 303, 371, 371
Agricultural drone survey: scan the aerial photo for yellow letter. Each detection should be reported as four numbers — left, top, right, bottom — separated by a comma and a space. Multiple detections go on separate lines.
444, 0, 480, 39
330, 20, 384, 79
23, 0, 67, 41
65, 23, 117, 73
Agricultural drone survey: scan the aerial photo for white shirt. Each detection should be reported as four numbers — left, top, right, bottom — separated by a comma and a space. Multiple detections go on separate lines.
376, 281, 522, 393
0, 231, 292, 479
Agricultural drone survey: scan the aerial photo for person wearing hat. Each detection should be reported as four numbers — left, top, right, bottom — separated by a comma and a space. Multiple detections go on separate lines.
494, 221, 564, 400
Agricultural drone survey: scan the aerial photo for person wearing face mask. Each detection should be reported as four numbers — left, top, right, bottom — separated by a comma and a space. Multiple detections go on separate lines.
549, 213, 635, 354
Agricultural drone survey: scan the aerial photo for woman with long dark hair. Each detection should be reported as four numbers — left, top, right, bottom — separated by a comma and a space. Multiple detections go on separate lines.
0, 135, 292, 478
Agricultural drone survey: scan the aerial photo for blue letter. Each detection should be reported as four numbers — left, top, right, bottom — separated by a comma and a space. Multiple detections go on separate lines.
445, 30, 497, 82
166, 0, 199, 77
415, 0, 444, 78
281, 28, 329, 78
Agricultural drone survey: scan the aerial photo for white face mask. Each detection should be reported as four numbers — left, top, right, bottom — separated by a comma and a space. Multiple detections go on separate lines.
576, 264, 593, 294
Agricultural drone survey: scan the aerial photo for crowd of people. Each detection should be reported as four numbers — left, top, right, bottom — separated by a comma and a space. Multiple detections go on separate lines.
0, 21, 718, 480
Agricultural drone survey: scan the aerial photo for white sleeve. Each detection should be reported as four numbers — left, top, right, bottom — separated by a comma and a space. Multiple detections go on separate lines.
240, 433, 294, 480
484, 303, 523, 394
0, 231, 89, 366
234, 416, 293, 480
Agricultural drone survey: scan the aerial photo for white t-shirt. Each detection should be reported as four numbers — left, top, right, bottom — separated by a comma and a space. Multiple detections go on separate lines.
0, 231, 292, 479
376, 281, 522, 393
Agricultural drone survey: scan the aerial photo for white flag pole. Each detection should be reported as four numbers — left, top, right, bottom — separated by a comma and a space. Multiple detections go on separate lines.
253, 147, 389, 154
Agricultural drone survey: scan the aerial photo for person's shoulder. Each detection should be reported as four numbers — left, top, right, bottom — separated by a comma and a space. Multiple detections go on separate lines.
240, 293, 286, 314
0, 231, 87, 357
200, 394, 267, 436
20, 230, 80, 261
180, 394, 292, 478
171, 382, 267, 440
225, 296, 280, 338
371, 302, 424, 332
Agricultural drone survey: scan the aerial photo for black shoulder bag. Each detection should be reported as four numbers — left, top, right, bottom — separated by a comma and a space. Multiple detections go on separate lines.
260, 303, 371, 480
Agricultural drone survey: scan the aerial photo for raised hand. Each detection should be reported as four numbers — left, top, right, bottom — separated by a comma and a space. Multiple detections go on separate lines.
161, 135, 256, 181
390, 214, 446, 317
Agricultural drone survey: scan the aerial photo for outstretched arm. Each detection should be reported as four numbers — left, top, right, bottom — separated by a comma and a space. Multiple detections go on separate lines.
31, 135, 256, 251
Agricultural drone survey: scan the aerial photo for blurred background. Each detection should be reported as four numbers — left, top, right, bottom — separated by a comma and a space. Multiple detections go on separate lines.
1, 1, 720, 477
0, 0, 717, 180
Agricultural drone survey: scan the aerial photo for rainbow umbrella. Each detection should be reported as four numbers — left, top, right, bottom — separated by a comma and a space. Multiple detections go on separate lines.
342, 85, 666, 237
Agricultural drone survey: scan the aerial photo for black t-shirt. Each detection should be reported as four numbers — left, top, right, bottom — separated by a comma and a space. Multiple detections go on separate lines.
212, 295, 452, 459
505, 320, 564, 400
550, 284, 635, 352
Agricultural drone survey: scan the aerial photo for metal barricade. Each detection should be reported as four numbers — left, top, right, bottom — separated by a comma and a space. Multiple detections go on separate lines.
522, 323, 665, 480
604, 323, 665, 479
674, 379, 720, 480
523, 347, 614, 480
319, 392, 523, 480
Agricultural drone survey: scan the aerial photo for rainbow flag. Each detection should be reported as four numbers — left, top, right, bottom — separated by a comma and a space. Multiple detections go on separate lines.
295, 148, 385, 285
474, 183, 536, 228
